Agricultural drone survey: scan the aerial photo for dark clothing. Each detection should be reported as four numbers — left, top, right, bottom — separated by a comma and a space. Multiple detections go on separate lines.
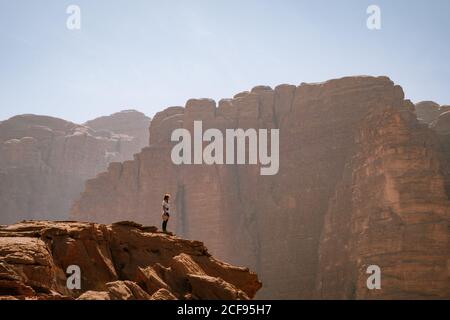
162, 220, 168, 232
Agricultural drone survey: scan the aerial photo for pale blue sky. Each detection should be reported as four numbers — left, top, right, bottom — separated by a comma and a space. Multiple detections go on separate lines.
0, 0, 449, 123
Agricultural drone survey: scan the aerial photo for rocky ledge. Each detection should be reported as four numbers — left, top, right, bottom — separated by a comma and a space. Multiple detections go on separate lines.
0, 221, 261, 300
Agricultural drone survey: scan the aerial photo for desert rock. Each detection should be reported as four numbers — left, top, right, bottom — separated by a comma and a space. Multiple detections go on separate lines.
70, 76, 450, 299
0, 220, 261, 300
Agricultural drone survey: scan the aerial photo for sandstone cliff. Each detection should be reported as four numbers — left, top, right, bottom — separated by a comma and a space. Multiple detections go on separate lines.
70, 76, 450, 299
0, 220, 260, 300
0, 111, 150, 224
416, 102, 450, 195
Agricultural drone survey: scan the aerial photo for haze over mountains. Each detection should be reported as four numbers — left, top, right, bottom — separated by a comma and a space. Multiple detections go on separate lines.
0, 110, 150, 224
1, 76, 449, 299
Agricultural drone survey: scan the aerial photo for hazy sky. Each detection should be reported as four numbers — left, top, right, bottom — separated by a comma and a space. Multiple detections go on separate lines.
0, 0, 449, 123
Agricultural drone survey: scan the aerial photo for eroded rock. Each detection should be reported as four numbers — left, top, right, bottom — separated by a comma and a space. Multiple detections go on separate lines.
0, 221, 261, 300
71, 76, 450, 299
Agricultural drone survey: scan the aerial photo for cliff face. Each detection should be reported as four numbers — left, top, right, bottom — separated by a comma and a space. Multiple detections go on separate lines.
70, 76, 450, 299
318, 105, 450, 299
0, 221, 260, 300
0, 111, 150, 224
416, 102, 450, 174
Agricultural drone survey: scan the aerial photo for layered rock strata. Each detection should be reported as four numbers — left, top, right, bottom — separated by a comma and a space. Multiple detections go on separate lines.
0, 220, 260, 300
71, 77, 450, 299
0, 111, 150, 223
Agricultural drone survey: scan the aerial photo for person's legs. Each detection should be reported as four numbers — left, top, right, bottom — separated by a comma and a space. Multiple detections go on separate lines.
162, 220, 168, 232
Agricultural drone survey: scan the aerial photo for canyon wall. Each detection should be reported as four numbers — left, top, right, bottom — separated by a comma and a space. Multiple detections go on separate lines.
0, 111, 150, 224
318, 103, 450, 299
70, 77, 450, 299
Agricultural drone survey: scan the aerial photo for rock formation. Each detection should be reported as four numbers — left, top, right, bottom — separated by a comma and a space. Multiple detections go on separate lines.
0, 220, 260, 300
70, 76, 450, 299
416, 102, 450, 189
84, 110, 150, 148
317, 102, 450, 299
415, 101, 450, 124
0, 111, 150, 224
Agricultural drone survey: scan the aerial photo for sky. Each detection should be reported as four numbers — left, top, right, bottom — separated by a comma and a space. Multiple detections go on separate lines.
0, 0, 449, 123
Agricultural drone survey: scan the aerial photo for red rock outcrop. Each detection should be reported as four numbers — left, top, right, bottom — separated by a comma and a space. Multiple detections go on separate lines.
0, 220, 260, 300
317, 105, 450, 299
0, 111, 150, 224
71, 76, 450, 299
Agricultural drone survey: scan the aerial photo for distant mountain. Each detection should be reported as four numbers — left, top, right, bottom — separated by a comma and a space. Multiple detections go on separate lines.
0, 110, 150, 224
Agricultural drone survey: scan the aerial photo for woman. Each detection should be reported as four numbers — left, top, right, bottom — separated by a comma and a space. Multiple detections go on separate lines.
161, 194, 170, 233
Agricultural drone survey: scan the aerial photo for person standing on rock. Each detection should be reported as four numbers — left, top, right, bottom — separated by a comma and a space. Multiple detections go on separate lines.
162, 194, 170, 233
